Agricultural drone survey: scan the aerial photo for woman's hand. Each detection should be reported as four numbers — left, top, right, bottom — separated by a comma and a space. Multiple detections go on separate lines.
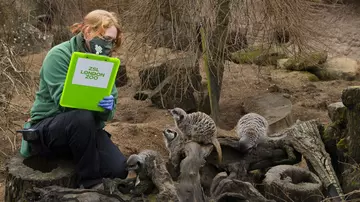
98, 95, 114, 111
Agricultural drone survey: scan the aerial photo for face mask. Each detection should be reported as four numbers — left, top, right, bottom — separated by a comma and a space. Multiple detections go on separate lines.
88, 36, 114, 56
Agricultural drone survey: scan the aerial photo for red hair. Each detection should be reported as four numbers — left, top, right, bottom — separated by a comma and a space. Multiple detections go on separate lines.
69, 10, 122, 49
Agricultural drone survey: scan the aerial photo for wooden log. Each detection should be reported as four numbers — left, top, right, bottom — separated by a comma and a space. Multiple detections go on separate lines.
176, 142, 213, 202
205, 135, 302, 179
23, 185, 125, 202
203, 119, 344, 201
210, 172, 274, 202
5, 154, 77, 202
322, 102, 347, 187
339, 86, 360, 199
267, 119, 344, 201
133, 76, 173, 101
263, 165, 324, 202
137, 57, 202, 112
341, 86, 360, 163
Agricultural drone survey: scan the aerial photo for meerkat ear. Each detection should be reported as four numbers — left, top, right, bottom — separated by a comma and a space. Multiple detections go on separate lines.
179, 114, 184, 120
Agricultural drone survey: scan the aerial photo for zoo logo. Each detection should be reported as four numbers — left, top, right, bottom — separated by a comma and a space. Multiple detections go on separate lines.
80, 66, 105, 80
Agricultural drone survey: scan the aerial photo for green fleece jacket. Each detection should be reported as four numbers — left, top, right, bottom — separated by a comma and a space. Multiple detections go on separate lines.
29, 33, 118, 128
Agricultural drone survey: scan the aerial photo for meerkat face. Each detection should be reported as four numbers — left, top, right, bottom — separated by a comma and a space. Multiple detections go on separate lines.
168, 107, 186, 123
126, 154, 144, 186
163, 128, 178, 142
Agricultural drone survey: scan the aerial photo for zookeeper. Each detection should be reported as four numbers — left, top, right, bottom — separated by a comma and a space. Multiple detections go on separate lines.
21, 9, 128, 189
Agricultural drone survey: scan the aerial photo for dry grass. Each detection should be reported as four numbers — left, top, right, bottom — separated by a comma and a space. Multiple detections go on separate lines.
0, 0, 38, 157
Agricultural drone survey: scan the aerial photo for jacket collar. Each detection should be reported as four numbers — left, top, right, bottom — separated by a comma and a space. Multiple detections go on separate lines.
75, 32, 91, 53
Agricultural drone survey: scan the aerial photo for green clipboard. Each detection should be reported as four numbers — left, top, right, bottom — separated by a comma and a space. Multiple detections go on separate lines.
59, 52, 121, 112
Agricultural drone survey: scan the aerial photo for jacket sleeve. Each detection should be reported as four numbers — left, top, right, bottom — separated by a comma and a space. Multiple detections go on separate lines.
41, 48, 70, 107
95, 84, 118, 121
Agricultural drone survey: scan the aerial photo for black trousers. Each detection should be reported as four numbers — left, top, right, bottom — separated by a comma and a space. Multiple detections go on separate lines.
30, 109, 128, 188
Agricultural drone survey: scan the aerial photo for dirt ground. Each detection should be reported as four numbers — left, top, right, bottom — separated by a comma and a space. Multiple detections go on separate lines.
1, 4, 360, 201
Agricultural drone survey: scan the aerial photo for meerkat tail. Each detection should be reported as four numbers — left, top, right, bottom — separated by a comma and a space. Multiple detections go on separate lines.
212, 137, 223, 163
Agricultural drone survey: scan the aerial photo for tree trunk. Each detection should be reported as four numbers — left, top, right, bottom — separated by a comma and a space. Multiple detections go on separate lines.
339, 86, 360, 199
341, 86, 360, 163
200, 0, 230, 124
5, 154, 77, 202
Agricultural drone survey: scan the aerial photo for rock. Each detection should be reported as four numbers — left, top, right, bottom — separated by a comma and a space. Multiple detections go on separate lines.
10, 23, 53, 56
230, 48, 262, 64
283, 51, 327, 71
230, 46, 286, 66
267, 84, 281, 93
283, 93, 291, 98
321, 56, 360, 81
327, 102, 346, 123
306, 72, 320, 82
276, 58, 289, 69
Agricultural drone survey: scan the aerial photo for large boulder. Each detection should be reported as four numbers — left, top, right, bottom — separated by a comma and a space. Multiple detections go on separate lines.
10, 23, 53, 56
320, 56, 360, 81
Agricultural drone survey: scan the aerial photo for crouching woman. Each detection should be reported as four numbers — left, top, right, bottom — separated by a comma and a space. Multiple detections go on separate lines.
22, 9, 128, 189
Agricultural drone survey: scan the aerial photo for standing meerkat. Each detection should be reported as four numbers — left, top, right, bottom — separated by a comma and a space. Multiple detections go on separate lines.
162, 127, 185, 172
235, 112, 269, 153
168, 107, 223, 163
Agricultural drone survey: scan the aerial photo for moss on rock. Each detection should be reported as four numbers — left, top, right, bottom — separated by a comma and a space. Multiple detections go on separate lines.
303, 71, 320, 82
283, 51, 328, 71
336, 138, 347, 150
230, 46, 286, 66
230, 48, 262, 64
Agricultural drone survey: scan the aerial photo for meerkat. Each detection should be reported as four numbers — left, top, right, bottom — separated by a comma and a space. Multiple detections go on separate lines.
126, 150, 180, 201
126, 152, 147, 187
162, 127, 185, 166
163, 127, 184, 150
168, 107, 223, 163
235, 112, 269, 153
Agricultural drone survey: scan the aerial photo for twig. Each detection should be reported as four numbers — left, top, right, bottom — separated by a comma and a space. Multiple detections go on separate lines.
0, 149, 9, 158
6, 56, 24, 73
0, 126, 15, 152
